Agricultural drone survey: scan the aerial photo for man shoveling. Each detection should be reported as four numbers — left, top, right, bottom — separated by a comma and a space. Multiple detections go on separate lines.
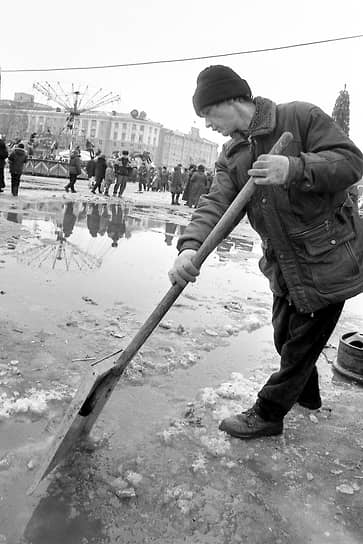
169, 65, 363, 439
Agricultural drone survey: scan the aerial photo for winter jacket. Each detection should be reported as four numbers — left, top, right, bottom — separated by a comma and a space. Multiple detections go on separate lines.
188, 171, 208, 206
114, 156, 131, 176
170, 166, 183, 193
69, 154, 82, 176
177, 97, 363, 313
8, 146, 28, 174
86, 158, 96, 178
94, 155, 107, 180
0, 140, 8, 164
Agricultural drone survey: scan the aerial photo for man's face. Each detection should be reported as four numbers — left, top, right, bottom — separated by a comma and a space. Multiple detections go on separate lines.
202, 101, 249, 137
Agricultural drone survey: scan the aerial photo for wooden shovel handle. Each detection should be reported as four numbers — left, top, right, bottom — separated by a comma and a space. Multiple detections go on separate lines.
111, 131, 293, 377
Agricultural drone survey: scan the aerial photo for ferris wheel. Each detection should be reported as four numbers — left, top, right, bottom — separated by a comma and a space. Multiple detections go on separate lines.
33, 81, 121, 151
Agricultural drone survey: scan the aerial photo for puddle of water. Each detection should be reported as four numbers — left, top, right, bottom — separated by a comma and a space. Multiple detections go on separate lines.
0, 200, 263, 323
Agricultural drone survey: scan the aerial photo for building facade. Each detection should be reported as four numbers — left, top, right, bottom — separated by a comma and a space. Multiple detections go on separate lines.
0, 93, 219, 169
156, 126, 218, 169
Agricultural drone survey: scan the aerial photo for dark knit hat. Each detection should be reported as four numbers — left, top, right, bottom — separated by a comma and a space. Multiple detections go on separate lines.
192, 65, 252, 116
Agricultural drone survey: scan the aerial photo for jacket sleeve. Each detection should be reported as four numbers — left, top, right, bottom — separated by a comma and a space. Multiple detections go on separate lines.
177, 154, 242, 253
287, 105, 363, 194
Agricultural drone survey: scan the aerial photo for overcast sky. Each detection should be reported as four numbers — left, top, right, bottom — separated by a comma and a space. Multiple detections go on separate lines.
1, 0, 362, 150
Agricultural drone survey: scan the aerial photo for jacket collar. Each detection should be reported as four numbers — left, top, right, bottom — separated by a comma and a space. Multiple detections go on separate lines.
223, 97, 276, 157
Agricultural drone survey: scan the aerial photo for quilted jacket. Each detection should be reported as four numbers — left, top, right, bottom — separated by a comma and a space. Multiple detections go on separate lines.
177, 97, 363, 312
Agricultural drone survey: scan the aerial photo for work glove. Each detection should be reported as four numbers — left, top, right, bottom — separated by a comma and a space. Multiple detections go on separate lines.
248, 154, 289, 185
168, 249, 200, 288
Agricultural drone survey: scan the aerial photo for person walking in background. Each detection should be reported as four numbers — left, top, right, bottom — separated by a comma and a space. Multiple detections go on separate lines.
92, 153, 107, 194
0, 139, 9, 193
182, 164, 196, 205
187, 164, 208, 207
138, 161, 148, 192
151, 167, 161, 191
8, 142, 28, 197
104, 160, 115, 196
64, 149, 82, 193
170, 163, 183, 205
169, 64, 363, 440
160, 166, 169, 192
86, 155, 96, 190
114, 150, 131, 197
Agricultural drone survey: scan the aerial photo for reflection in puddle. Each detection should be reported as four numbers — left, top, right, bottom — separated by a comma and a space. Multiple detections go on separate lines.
0, 201, 256, 272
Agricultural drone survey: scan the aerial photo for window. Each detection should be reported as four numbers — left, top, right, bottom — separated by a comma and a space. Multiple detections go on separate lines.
132, 124, 136, 130
138, 134, 143, 143
140, 125, 144, 132
122, 123, 127, 129
113, 131, 118, 140
91, 119, 97, 127
114, 122, 119, 129
131, 134, 135, 142
90, 129, 96, 138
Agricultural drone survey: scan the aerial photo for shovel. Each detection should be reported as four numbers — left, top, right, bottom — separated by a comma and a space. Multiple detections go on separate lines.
28, 131, 293, 494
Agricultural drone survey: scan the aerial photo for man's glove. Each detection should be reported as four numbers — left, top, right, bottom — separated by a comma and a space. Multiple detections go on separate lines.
248, 154, 289, 185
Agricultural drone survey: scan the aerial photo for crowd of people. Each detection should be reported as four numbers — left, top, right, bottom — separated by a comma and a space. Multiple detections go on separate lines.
79, 148, 215, 207
0, 135, 216, 207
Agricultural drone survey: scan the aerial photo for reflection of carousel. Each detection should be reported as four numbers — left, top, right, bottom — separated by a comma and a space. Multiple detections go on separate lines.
17, 204, 103, 271
17, 230, 102, 271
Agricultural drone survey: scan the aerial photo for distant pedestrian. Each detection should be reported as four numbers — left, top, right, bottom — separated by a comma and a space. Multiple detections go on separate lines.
138, 162, 148, 192
114, 150, 131, 197
187, 164, 208, 207
0, 139, 9, 192
182, 164, 196, 205
151, 167, 161, 191
65, 150, 82, 193
104, 160, 115, 196
160, 166, 169, 192
170, 164, 183, 205
86, 156, 96, 189
8, 143, 28, 196
92, 153, 107, 194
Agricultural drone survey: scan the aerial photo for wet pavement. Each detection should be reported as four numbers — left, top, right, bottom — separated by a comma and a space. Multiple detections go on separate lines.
0, 180, 363, 543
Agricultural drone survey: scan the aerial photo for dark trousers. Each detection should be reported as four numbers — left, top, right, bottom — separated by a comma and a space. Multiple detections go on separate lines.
114, 175, 128, 196
65, 174, 78, 192
10, 172, 21, 196
93, 176, 104, 193
0, 165, 5, 189
254, 295, 344, 421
